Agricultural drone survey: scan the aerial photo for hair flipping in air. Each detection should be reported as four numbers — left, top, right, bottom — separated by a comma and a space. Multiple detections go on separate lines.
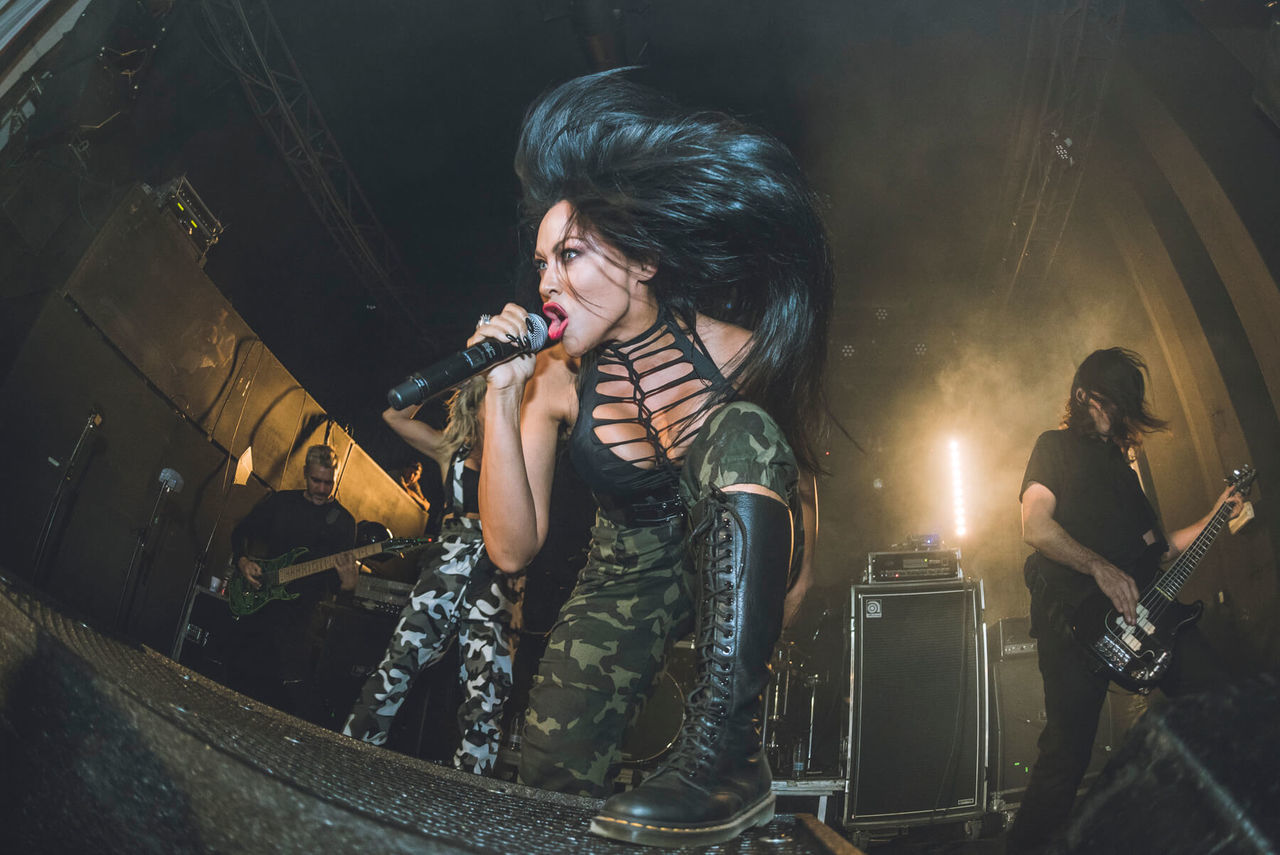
513, 70, 834, 472
1063, 347, 1168, 453
442, 375, 487, 457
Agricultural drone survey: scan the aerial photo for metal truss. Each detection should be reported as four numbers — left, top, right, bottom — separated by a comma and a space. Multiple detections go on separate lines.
197, 0, 422, 331
991, 0, 1126, 307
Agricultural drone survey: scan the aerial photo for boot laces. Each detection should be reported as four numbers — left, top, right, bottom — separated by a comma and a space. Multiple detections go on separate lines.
660, 497, 741, 778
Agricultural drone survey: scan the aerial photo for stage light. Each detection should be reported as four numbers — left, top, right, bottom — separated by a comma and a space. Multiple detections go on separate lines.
949, 438, 967, 538
153, 176, 222, 262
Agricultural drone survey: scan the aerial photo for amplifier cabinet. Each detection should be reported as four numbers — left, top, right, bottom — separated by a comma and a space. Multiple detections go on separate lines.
175, 588, 238, 682
845, 579, 987, 829
989, 648, 1115, 808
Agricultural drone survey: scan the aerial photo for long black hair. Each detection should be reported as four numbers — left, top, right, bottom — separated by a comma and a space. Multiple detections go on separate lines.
1064, 347, 1168, 452
513, 70, 834, 472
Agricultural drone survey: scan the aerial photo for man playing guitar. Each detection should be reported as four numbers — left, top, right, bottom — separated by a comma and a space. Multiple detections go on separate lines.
227, 444, 358, 723
1007, 347, 1244, 853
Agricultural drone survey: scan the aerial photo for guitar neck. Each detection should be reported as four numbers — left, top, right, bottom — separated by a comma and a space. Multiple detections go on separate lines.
1153, 500, 1233, 600
277, 542, 384, 584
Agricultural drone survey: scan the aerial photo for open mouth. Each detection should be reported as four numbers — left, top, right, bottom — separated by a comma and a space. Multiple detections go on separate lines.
542, 302, 568, 340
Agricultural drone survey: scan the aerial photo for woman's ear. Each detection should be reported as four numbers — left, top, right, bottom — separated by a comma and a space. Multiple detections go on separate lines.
1073, 387, 1087, 405
632, 254, 658, 284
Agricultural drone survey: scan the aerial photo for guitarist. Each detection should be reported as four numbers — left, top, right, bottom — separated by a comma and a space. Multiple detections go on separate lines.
1007, 348, 1243, 854
227, 444, 358, 722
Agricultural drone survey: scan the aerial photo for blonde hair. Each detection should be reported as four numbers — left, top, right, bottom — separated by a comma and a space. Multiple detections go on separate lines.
304, 444, 339, 471
442, 376, 486, 456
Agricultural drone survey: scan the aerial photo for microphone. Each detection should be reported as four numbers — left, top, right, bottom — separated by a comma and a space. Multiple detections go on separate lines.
387, 313, 551, 409
158, 467, 184, 494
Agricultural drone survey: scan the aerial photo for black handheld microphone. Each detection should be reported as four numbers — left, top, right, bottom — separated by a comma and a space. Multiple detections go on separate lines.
387, 314, 551, 409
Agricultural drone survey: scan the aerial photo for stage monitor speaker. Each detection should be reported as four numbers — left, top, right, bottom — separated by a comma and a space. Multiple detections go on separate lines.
845, 579, 986, 829
1254, 15, 1280, 130
989, 653, 1115, 807
1060, 675, 1279, 854
0, 572, 852, 854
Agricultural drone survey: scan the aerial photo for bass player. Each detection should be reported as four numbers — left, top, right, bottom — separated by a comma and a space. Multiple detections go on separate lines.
1007, 347, 1244, 853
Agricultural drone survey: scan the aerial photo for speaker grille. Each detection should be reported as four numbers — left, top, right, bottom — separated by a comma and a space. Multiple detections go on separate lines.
0, 574, 849, 854
847, 581, 986, 826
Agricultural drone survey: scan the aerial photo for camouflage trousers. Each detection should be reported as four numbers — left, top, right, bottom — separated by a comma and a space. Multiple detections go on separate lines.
518, 402, 799, 796
343, 516, 519, 775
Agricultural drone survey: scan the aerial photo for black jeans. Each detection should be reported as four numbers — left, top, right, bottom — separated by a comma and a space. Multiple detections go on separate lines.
1006, 589, 1227, 853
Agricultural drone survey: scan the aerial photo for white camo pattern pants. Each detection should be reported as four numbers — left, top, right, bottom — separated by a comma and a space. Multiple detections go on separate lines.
343, 519, 517, 775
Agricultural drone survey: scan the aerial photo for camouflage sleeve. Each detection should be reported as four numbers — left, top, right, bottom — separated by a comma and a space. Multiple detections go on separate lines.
679, 401, 799, 502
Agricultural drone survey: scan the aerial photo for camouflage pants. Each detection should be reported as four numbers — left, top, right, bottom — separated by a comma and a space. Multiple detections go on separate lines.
518, 402, 799, 796
343, 517, 519, 775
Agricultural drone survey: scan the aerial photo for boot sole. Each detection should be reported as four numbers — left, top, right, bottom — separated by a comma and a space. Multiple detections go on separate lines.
588, 792, 776, 848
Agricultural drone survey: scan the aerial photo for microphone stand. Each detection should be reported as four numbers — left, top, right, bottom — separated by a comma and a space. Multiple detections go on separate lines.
115, 471, 182, 633
169, 480, 233, 661
170, 350, 262, 660
32, 410, 103, 586
172, 339, 264, 660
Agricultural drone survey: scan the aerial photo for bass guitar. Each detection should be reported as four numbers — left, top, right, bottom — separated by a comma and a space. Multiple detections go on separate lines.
1071, 465, 1255, 693
226, 537, 430, 617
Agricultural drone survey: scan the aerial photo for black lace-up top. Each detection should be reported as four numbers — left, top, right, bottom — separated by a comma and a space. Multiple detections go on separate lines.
568, 309, 733, 525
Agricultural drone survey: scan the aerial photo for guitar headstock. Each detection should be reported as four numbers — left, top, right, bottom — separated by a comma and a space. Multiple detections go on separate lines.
1227, 465, 1257, 496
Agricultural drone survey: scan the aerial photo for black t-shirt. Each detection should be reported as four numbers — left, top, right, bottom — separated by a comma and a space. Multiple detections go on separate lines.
1020, 429, 1164, 609
231, 490, 356, 605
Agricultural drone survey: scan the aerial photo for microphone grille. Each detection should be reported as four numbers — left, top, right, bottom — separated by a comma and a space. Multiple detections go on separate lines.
159, 467, 185, 493
527, 313, 550, 352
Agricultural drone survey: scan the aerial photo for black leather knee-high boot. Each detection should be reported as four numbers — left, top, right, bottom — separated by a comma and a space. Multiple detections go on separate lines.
590, 488, 793, 847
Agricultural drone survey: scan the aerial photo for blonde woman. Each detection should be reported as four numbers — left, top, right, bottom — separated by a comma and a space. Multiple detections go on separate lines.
343, 377, 516, 775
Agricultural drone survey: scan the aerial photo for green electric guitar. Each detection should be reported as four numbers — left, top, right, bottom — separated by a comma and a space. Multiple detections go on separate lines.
226, 537, 430, 616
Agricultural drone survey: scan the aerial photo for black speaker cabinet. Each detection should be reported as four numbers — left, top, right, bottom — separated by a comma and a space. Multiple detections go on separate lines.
845, 579, 987, 829
989, 650, 1115, 808
175, 588, 239, 682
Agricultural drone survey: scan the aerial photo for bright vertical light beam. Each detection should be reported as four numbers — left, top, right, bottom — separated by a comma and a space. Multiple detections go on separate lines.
949, 438, 967, 538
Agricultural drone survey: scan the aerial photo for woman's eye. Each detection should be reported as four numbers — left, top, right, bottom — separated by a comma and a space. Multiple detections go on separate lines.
561, 248, 579, 262
533, 259, 547, 273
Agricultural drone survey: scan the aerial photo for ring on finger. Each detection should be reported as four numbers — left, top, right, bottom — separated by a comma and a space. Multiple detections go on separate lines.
476, 313, 492, 328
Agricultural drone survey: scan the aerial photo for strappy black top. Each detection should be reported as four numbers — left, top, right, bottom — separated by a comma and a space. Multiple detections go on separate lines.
568, 309, 733, 523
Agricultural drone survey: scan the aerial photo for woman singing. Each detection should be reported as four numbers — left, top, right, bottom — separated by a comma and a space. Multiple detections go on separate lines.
473, 71, 831, 846
343, 377, 517, 776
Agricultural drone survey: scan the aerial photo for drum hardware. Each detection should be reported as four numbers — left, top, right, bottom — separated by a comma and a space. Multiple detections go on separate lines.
620, 638, 695, 765
764, 640, 824, 778
619, 633, 844, 784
